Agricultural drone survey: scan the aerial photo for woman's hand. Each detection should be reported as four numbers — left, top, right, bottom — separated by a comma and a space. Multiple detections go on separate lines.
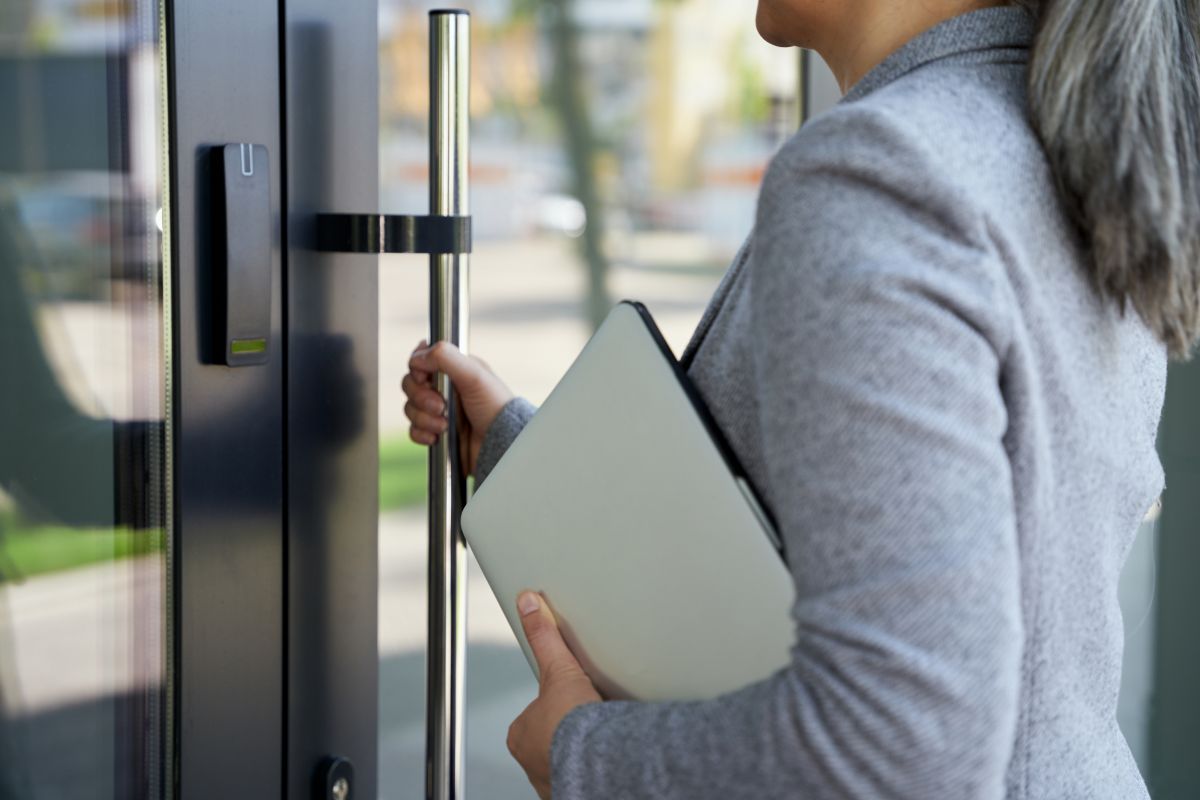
507, 591, 602, 800
402, 340, 514, 476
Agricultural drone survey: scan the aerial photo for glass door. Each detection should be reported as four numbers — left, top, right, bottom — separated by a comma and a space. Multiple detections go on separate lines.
0, 1, 170, 797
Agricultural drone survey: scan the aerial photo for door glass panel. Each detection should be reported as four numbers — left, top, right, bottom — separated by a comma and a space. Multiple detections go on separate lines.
1117, 515, 1160, 771
377, 3, 797, 797
0, 2, 170, 798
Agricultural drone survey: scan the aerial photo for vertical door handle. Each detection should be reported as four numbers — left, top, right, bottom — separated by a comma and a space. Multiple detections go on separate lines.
426, 10, 471, 800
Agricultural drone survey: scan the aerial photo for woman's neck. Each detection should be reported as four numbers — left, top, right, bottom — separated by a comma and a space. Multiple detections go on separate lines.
819, 1, 1010, 93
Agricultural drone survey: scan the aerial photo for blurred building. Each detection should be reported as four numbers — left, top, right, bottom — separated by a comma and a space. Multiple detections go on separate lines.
378, 0, 796, 252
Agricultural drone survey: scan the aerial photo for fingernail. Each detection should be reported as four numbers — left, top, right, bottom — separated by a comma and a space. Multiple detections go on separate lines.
518, 591, 540, 616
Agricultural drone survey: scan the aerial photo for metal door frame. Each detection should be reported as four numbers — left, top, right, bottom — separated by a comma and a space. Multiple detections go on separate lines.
165, 0, 286, 795
164, 0, 381, 797
281, 2, 381, 798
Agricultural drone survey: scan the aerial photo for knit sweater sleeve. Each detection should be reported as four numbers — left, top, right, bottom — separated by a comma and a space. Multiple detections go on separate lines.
548, 104, 1023, 800
474, 396, 539, 488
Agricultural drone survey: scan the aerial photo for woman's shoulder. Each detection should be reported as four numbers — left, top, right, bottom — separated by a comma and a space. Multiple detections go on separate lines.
753, 82, 1023, 357
770, 56, 1039, 216
759, 96, 996, 265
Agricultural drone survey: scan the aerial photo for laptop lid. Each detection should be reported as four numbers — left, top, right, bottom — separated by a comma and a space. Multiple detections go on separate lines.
460, 301, 795, 702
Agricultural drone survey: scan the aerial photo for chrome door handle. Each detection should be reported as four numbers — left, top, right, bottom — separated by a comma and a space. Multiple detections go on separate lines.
425, 11, 471, 800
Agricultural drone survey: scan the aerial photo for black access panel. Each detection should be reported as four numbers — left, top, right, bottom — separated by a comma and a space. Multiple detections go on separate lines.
166, 0, 285, 797
211, 143, 273, 367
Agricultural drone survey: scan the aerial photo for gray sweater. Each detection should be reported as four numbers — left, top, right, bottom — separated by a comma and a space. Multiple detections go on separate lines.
474, 8, 1166, 799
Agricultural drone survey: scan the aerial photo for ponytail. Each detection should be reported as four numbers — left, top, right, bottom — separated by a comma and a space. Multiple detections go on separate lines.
1020, 0, 1200, 358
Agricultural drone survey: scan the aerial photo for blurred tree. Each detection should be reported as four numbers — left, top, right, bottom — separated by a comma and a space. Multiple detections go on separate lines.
508, 0, 684, 330
543, 0, 611, 330
0, 0, 35, 38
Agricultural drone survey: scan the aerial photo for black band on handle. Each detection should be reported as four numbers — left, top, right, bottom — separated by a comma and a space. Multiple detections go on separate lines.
316, 213, 472, 255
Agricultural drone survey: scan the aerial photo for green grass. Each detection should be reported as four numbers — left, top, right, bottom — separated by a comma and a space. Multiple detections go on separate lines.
380, 436, 429, 511
0, 512, 163, 580
0, 437, 429, 579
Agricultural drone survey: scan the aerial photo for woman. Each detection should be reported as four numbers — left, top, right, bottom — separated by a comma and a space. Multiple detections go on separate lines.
403, 0, 1200, 797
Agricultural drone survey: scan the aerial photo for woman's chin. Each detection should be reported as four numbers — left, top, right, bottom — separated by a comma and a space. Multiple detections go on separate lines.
755, 5, 795, 47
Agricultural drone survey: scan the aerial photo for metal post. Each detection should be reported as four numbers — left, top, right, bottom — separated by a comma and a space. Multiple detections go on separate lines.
426, 9, 470, 800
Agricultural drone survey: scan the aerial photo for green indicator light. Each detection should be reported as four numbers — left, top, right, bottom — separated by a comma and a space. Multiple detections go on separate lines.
231, 338, 267, 355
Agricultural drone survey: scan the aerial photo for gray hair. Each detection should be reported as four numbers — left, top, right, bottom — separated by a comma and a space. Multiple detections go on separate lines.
1017, 0, 1200, 358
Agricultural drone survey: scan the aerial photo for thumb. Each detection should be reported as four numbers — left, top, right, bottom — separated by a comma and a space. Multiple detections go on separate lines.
517, 591, 582, 686
415, 342, 479, 388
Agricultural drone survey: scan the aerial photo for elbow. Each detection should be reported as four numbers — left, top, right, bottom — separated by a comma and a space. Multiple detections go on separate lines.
776, 613, 1022, 800
921, 651, 1023, 800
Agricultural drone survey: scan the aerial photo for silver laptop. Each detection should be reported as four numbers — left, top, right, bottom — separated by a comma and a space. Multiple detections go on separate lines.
460, 301, 795, 702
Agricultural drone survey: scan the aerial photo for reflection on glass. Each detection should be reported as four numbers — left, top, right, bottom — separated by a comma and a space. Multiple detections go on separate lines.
377, 2, 796, 797
0, 1, 169, 798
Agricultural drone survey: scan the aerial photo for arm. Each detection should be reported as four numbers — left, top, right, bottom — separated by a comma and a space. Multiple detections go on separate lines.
545, 107, 1023, 800
475, 396, 538, 487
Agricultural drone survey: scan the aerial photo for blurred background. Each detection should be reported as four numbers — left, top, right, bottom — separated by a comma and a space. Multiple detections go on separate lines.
0, 0, 167, 797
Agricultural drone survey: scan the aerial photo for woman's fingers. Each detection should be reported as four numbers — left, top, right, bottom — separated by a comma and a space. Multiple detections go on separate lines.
517, 591, 585, 687
407, 339, 434, 383
410, 341, 480, 388
405, 400, 448, 433
406, 396, 448, 448
401, 373, 444, 413
406, 361, 434, 385
409, 427, 438, 446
